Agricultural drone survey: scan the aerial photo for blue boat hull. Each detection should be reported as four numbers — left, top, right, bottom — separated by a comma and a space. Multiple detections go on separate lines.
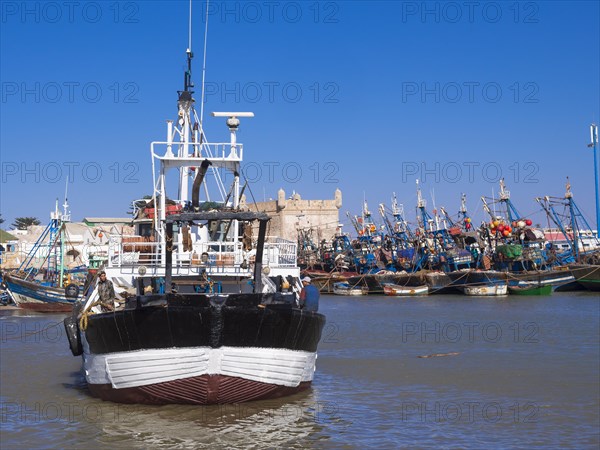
4, 274, 80, 312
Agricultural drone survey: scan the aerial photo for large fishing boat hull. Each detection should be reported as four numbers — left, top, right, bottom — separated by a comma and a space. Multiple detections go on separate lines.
568, 264, 600, 291
424, 271, 461, 294
507, 269, 575, 290
67, 293, 325, 405
4, 274, 79, 312
83, 344, 316, 405
447, 270, 507, 291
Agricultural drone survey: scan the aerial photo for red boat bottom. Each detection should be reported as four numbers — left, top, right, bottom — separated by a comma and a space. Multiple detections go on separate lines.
88, 375, 312, 404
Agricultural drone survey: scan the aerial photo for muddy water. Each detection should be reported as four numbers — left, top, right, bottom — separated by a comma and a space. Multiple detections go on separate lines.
1, 292, 598, 448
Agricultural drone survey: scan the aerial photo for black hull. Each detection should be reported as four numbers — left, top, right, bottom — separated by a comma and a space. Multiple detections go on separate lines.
82, 293, 325, 355
425, 272, 461, 294
506, 268, 575, 288
68, 292, 326, 404
446, 270, 507, 287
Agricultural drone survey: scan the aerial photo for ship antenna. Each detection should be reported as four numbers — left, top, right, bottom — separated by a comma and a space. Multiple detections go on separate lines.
183, 0, 194, 94
188, 0, 192, 52
199, 0, 210, 128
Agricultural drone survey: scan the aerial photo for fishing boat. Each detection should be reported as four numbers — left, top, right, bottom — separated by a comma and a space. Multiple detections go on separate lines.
536, 177, 600, 291
332, 282, 368, 296
303, 269, 357, 294
3, 201, 87, 312
508, 284, 553, 296
63, 31, 326, 404
568, 264, 600, 291
461, 283, 508, 296
383, 283, 428, 296
506, 269, 575, 290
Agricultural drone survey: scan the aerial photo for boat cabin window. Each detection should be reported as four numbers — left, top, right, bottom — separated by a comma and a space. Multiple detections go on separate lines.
137, 223, 153, 237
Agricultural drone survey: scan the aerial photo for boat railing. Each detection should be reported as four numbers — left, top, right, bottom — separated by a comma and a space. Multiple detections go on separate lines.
264, 237, 298, 268
106, 235, 297, 273
151, 141, 244, 162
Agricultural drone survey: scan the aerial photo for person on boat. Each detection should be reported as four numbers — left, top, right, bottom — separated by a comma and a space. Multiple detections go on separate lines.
300, 276, 320, 312
195, 270, 212, 293
97, 270, 116, 312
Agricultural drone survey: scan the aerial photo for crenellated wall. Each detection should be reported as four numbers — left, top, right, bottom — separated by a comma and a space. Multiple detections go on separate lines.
242, 189, 342, 242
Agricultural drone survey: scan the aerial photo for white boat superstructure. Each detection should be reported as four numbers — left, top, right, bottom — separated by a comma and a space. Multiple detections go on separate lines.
92, 49, 299, 299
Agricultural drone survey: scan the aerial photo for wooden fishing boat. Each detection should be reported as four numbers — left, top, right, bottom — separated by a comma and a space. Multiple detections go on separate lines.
332, 282, 368, 296
63, 42, 326, 405
508, 284, 553, 296
305, 270, 357, 294
461, 283, 508, 296
3, 203, 87, 312
3, 273, 81, 312
383, 283, 428, 296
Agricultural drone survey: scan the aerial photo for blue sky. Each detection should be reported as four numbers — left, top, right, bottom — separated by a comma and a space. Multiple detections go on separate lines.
1, 1, 599, 230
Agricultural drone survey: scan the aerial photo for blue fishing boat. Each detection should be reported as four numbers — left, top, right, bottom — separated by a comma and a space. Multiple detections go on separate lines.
3, 201, 87, 312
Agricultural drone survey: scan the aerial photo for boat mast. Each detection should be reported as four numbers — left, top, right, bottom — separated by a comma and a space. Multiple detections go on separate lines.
459, 193, 471, 231
565, 178, 580, 261
416, 179, 430, 231
59, 181, 71, 287
498, 178, 521, 223
589, 123, 599, 234
177, 46, 195, 204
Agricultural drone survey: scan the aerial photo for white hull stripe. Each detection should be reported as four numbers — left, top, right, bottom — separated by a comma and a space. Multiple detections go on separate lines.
83, 343, 317, 389
518, 275, 574, 286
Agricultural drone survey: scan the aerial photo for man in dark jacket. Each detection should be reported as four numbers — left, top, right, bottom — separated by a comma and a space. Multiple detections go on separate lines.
299, 276, 320, 312
97, 271, 116, 312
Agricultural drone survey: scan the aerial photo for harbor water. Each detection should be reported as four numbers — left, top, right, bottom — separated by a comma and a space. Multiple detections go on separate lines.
1, 292, 598, 449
